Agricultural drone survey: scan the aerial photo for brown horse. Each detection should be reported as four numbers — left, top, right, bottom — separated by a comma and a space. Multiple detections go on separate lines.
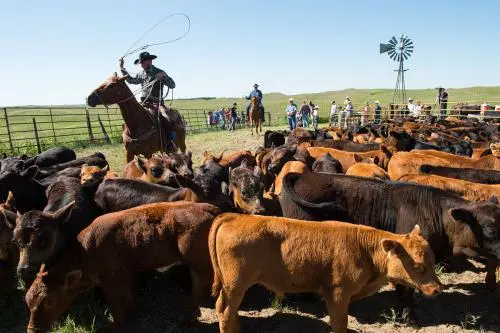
87, 73, 186, 162
249, 96, 262, 135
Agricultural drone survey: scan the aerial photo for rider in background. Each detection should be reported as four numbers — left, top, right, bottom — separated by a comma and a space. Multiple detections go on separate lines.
245, 83, 264, 121
119, 51, 178, 150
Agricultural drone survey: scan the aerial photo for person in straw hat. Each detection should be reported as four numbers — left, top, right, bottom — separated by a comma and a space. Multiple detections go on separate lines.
285, 98, 297, 130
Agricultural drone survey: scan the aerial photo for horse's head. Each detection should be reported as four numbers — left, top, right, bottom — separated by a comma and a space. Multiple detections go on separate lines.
87, 73, 130, 107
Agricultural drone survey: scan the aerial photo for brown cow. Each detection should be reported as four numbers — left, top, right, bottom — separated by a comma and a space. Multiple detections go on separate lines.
271, 161, 310, 196
210, 214, 442, 333
398, 174, 500, 202
79, 165, 116, 186
346, 162, 390, 179
124, 153, 172, 184
202, 150, 256, 169
25, 202, 220, 333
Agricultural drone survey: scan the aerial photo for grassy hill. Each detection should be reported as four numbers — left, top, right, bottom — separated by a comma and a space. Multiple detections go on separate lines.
170, 86, 500, 114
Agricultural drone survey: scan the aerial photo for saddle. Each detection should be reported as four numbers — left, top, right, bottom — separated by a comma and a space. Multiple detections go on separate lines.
143, 102, 185, 131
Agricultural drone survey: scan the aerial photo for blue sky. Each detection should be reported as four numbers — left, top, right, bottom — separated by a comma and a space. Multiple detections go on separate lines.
0, 0, 499, 106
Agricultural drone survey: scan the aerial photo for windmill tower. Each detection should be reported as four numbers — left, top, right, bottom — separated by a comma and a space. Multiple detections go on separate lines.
380, 35, 414, 105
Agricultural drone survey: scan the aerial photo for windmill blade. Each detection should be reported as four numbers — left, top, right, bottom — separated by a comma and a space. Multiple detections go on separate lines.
380, 43, 394, 54
388, 49, 396, 57
403, 51, 412, 59
404, 40, 413, 48
390, 36, 397, 45
405, 45, 414, 51
403, 53, 409, 60
389, 51, 397, 61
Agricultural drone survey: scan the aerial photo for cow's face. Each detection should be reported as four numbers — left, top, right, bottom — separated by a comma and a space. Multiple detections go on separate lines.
26, 266, 83, 333
165, 152, 194, 178
383, 225, 442, 297
490, 143, 500, 158
229, 162, 265, 214
135, 155, 170, 184
14, 202, 74, 283
449, 197, 500, 259
268, 145, 296, 174
80, 164, 108, 187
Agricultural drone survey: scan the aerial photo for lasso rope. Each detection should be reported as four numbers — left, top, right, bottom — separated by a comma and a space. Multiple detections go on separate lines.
122, 13, 191, 59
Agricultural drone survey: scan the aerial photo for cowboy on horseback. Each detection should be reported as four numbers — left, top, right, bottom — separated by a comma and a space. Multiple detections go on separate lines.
245, 83, 265, 122
119, 51, 182, 151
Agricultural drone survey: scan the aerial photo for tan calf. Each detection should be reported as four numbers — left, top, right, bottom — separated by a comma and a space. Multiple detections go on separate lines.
271, 161, 310, 195
398, 174, 500, 201
210, 214, 442, 333
80, 165, 116, 186
202, 150, 256, 168
346, 163, 389, 179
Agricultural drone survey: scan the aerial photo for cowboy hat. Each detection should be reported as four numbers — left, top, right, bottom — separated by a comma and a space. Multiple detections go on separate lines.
408, 97, 414, 101
375, 100, 380, 104
253, 83, 259, 88
134, 52, 157, 65
289, 98, 294, 102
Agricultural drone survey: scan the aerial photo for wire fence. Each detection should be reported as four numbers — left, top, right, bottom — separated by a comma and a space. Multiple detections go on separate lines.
0, 102, 498, 156
0, 106, 287, 156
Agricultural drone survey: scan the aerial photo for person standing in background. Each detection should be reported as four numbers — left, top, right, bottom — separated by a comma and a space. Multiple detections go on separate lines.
374, 101, 382, 124
286, 98, 297, 130
312, 106, 320, 129
407, 98, 416, 117
361, 102, 369, 125
329, 100, 338, 126
436, 87, 448, 119
229, 102, 238, 131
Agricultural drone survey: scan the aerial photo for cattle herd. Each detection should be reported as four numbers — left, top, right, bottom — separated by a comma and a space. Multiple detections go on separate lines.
0, 115, 499, 333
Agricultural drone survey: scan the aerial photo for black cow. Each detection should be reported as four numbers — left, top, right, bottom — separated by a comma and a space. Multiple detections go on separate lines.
94, 178, 197, 213
24, 147, 76, 169
14, 176, 100, 283
264, 130, 286, 148
420, 165, 500, 185
0, 162, 46, 213
389, 131, 473, 157
36, 152, 107, 179
312, 140, 380, 152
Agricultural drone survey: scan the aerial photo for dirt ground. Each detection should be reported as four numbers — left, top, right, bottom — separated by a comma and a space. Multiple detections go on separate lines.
3, 258, 499, 333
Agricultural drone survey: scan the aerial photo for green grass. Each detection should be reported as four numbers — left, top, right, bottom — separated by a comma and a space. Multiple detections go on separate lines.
2, 86, 500, 156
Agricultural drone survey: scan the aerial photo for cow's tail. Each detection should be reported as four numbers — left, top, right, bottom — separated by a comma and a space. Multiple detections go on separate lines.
209, 214, 226, 298
282, 173, 345, 211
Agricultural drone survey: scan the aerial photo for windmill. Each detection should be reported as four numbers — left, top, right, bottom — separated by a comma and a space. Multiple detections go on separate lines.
380, 35, 414, 105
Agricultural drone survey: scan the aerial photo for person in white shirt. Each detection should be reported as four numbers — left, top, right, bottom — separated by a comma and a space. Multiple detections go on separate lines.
312, 106, 320, 129
413, 101, 422, 119
407, 98, 416, 117
329, 100, 337, 126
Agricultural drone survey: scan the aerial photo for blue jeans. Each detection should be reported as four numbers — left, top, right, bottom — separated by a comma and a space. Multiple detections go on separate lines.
229, 116, 237, 131
288, 116, 296, 130
302, 115, 309, 127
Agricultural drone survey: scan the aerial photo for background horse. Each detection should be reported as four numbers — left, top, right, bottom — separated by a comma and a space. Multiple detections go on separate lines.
86, 73, 186, 162
250, 96, 263, 135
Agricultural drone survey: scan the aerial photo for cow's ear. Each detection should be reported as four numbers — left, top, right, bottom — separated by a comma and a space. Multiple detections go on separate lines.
449, 208, 476, 227
254, 166, 263, 179
0, 208, 16, 229
373, 156, 380, 166
52, 201, 75, 225
100, 165, 109, 174
14, 160, 25, 173
353, 154, 363, 163
240, 158, 248, 169
64, 270, 82, 290
488, 196, 498, 205
221, 181, 229, 195
381, 239, 402, 255
134, 155, 148, 174
5, 191, 15, 209
24, 156, 37, 168
410, 224, 421, 235
20, 165, 39, 179
380, 145, 392, 159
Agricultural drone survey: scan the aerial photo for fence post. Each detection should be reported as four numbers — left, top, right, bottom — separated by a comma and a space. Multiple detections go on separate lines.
106, 108, 113, 137
32, 118, 42, 154
48, 107, 57, 144
3, 108, 14, 155
85, 109, 95, 143
97, 114, 111, 144
203, 110, 208, 131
